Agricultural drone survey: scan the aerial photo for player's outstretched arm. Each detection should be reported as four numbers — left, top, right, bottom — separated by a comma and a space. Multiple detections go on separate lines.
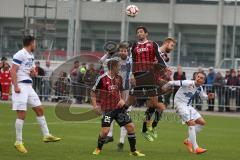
162, 80, 194, 92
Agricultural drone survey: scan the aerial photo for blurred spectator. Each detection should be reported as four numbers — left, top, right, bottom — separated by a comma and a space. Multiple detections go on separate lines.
70, 61, 80, 103
225, 69, 239, 112
84, 64, 97, 103
0, 57, 7, 98
53, 72, 70, 102
33, 61, 45, 100
43, 61, 53, 101
0, 62, 11, 100
213, 72, 225, 112
206, 67, 216, 111
237, 69, 240, 112
225, 70, 231, 83
173, 65, 186, 107
77, 63, 87, 103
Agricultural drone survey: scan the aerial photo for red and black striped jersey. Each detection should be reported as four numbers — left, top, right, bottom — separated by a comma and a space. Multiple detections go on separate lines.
131, 40, 167, 73
92, 72, 123, 112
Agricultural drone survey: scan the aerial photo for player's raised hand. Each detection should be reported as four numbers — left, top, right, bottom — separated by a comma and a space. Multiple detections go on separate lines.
208, 93, 215, 99
14, 85, 21, 93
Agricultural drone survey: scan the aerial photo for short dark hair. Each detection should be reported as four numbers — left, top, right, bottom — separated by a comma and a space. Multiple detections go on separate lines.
23, 35, 35, 47
136, 26, 148, 34
107, 59, 119, 70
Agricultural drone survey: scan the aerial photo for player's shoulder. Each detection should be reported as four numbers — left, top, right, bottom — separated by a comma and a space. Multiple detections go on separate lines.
13, 48, 25, 57
97, 73, 107, 80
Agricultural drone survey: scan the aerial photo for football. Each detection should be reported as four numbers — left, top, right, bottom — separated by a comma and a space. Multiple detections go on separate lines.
126, 5, 139, 17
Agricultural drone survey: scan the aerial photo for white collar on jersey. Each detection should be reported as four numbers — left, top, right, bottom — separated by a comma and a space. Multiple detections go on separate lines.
23, 48, 33, 55
137, 40, 149, 45
106, 72, 114, 80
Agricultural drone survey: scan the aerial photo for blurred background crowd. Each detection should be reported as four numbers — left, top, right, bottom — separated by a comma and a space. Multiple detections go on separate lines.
1, 57, 240, 113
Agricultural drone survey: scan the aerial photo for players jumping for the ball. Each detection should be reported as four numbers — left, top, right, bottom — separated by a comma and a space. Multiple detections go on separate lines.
142, 37, 176, 142
162, 72, 214, 154
125, 26, 171, 142
91, 58, 145, 157
11, 36, 61, 154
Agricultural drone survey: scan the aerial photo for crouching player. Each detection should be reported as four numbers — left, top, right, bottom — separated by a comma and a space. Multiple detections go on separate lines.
91, 58, 145, 157
162, 72, 214, 154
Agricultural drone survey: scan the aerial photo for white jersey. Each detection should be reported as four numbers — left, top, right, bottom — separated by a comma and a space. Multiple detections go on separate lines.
12, 48, 35, 83
168, 80, 208, 106
119, 57, 132, 90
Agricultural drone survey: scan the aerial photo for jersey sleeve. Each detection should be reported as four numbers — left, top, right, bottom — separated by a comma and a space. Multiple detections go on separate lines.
12, 52, 24, 66
168, 80, 195, 87
92, 76, 102, 91
199, 87, 208, 100
153, 42, 167, 67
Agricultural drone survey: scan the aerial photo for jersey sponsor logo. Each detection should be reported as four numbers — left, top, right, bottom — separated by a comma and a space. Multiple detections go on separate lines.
137, 47, 149, 53
108, 85, 118, 90
24, 58, 34, 67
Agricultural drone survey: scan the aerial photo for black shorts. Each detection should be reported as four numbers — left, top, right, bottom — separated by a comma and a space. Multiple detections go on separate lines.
101, 108, 132, 127
129, 72, 172, 98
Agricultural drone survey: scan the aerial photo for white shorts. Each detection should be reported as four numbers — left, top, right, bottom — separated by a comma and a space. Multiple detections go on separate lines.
175, 103, 201, 123
12, 83, 42, 111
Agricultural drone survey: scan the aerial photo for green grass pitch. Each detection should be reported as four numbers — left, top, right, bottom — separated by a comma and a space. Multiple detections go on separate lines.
0, 103, 239, 160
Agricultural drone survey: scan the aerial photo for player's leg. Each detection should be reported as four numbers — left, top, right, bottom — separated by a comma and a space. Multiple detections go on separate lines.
149, 96, 166, 112
141, 106, 155, 142
115, 108, 145, 157
93, 112, 113, 155
195, 117, 206, 134
150, 96, 164, 138
185, 108, 207, 154
117, 126, 127, 151
93, 127, 111, 155
12, 83, 28, 153
14, 110, 28, 153
105, 121, 114, 143
29, 86, 61, 142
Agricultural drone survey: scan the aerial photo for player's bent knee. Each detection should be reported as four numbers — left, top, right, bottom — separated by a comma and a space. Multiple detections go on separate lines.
33, 106, 44, 116
125, 123, 135, 133
101, 128, 110, 137
17, 110, 26, 120
186, 120, 196, 126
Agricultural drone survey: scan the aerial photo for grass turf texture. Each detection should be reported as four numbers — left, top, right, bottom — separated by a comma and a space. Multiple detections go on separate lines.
0, 103, 239, 160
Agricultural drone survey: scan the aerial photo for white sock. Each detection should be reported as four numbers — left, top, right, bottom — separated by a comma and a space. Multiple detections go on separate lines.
188, 126, 199, 150
107, 121, 114, 137
36, 116, 50, 136
195, 124, 203, 134
15, 119, 24, 143
119, 127, 127, 144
